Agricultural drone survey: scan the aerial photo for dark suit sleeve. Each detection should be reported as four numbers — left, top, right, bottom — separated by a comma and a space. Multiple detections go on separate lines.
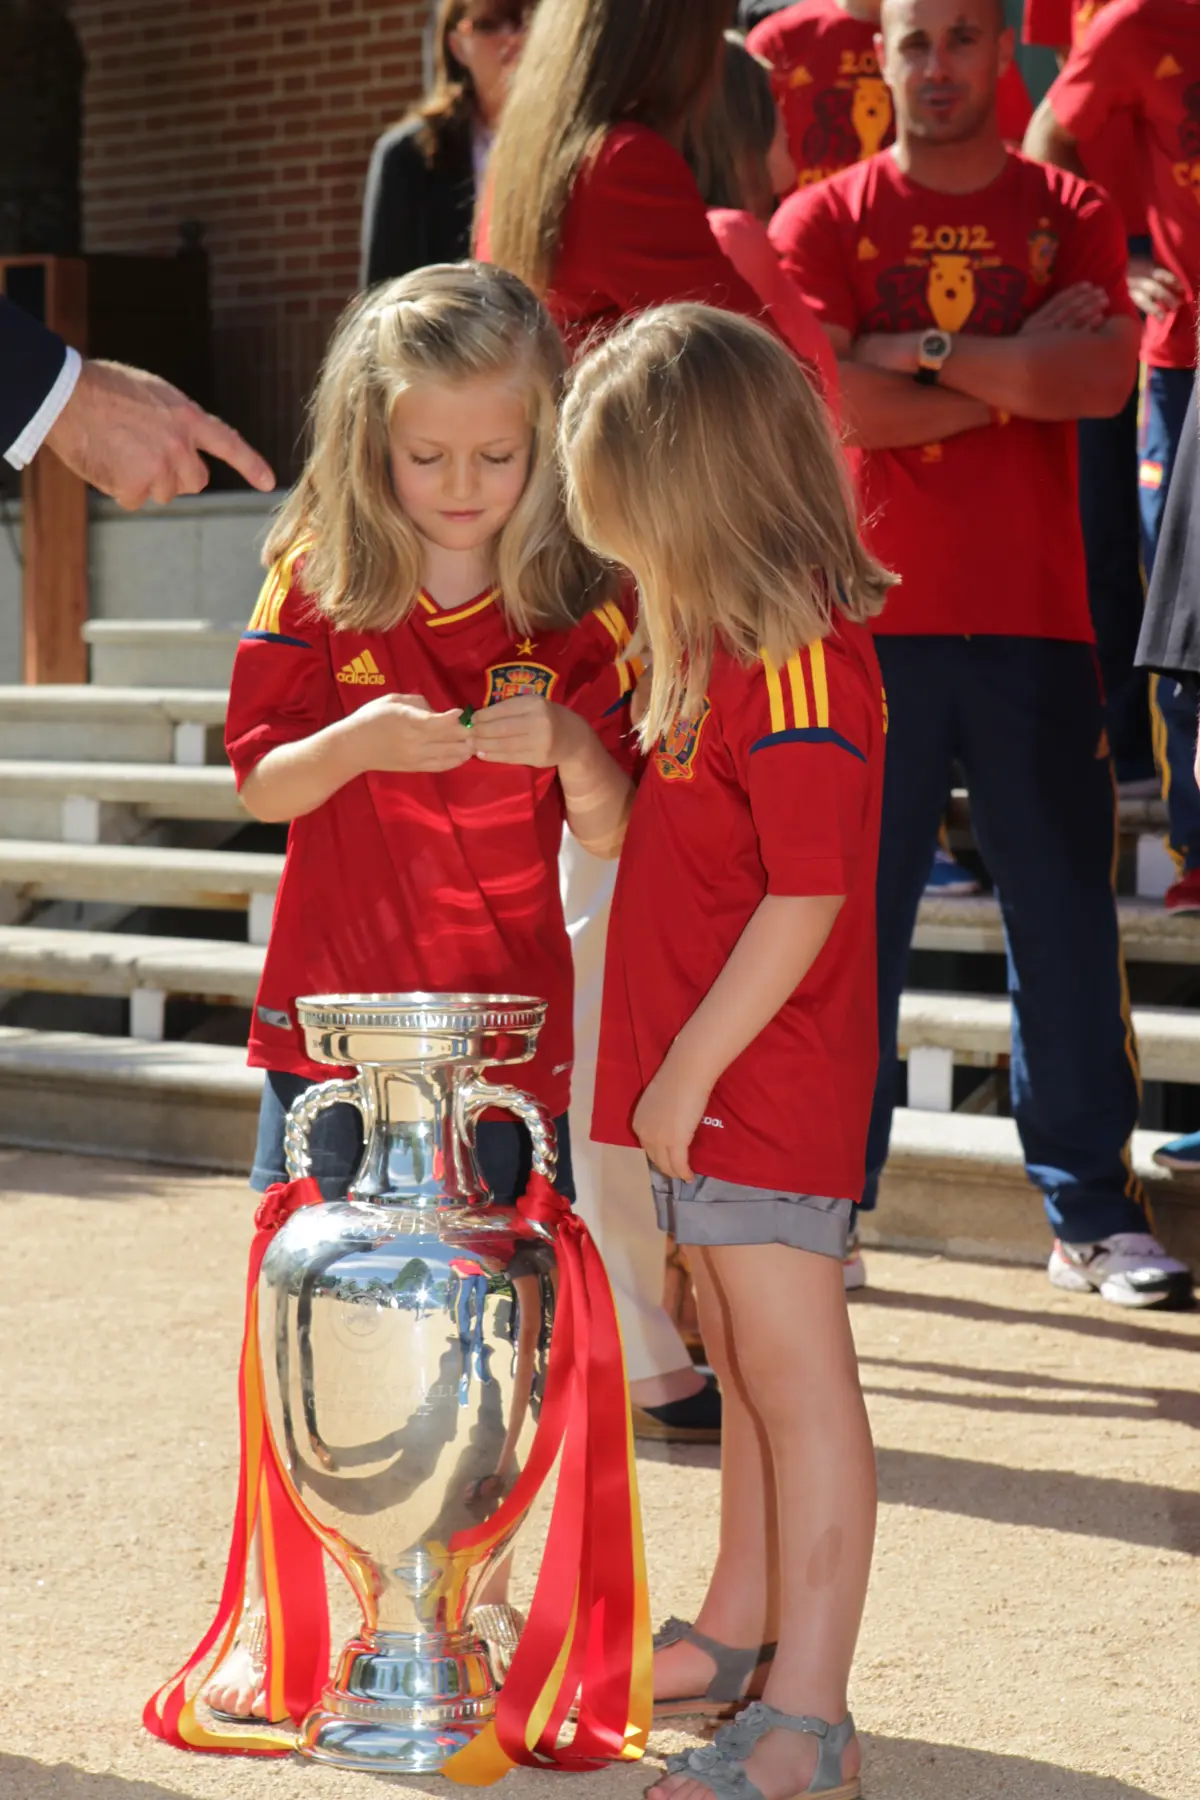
1, 295, 70, 460
361, 127, 434, 288
1137, 383, 1200, 683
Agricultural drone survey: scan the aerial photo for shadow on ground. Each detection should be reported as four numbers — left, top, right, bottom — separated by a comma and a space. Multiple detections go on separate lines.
1, 1744, 1173, 1800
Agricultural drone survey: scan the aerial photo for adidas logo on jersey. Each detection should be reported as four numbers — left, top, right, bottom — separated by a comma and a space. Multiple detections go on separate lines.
858, 236, 880, 259
336, 650, 386, 686
1155, 53, 1182, 77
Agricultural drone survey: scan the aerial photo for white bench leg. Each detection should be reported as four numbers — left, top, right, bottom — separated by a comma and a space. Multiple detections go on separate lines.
130, 986, 166, 1040
173, 721, 208, 766
1136, 832, 1176, 900
908, 1045, 954, 1112
248, 891, 275, 946
61, 796, 102, 844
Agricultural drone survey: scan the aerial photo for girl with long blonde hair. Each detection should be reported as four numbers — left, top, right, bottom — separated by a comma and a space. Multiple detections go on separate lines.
561, 303, 894, 1800
201, 261, 636, 1722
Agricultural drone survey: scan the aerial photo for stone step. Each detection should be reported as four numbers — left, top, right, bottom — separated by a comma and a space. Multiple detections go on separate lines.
0, 840, 281, 942
0, 1028, 259, 1169
914, 893, 1200, 963
0, 926, 263, 1037
0, 686, 228, 764
0, 760, 245, 841
83, 619, 241, 689
872, 1107, 1200, 1269
899, 991, 1200, 1084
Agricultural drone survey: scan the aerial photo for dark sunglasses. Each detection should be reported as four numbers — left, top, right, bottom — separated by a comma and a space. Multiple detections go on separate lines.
463, 3, 531, 34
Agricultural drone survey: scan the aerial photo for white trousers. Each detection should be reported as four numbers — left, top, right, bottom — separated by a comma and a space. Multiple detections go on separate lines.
561, 832, 693, 1384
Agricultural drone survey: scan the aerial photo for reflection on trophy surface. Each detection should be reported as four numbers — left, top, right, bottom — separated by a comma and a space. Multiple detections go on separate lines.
257, 992, 560, 1774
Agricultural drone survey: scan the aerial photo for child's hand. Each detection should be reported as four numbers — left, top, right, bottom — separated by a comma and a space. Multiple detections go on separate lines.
470, 696, 585, 768
346, 693, 473, 775
631, 1056, 711, 1183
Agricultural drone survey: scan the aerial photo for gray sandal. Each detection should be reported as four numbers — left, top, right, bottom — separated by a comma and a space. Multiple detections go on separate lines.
652, 1617, 777, 1721
661, 1699, 860, 1799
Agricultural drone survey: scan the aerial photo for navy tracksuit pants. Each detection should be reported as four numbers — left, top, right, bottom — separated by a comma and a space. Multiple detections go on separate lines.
863, 635, 1150, 1244
1142, 366, 1200, 869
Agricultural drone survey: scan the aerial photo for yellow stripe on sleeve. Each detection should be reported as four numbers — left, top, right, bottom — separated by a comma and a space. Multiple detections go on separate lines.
760, 653, 786, 734
592, 602, 625, 648
809, 640, 830, 728
785, 653, 810, 730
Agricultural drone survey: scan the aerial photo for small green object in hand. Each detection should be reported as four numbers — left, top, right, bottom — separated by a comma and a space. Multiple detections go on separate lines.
459, 706, 475, 727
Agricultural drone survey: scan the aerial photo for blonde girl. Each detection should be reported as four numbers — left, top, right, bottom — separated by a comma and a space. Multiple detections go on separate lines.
561, 303, 895, 1800
205, 261, 635, 1719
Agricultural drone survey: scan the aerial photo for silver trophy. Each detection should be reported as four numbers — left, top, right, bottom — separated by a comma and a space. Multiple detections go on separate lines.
258, 992, 560, 1774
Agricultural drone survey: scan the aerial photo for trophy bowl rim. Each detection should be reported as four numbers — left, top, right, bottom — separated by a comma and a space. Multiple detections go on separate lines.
294, 991, 549, 1032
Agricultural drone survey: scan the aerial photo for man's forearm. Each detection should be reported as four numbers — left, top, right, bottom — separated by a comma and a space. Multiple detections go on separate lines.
838, 362, 991, 449
941, 330, 1137, 420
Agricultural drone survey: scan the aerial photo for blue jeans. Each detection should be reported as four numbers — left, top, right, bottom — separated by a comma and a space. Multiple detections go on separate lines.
1142, 366, 1200, 869
250, 1069, 576, 1207
864, 636, 1149, 1243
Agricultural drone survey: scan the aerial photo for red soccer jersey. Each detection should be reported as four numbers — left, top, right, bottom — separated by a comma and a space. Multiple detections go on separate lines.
593, 620, 884, 1199
1048, 0, 1200, 366
748, 0, 1033, 189
771, 149, 1138, 636
477, 123, 768, 354
225, 548, 639, 1111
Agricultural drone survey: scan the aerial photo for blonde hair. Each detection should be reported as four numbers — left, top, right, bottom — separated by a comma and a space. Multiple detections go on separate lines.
560, 304, 896, 744
690, 33, 778, 219
265, 262, 615, 634
481, 0, 732, 296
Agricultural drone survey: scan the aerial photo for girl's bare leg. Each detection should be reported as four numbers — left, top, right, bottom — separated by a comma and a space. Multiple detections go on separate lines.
654, 1250, 779, 1702
651, 1242, 875, 1799
201, 1522, 269, 1719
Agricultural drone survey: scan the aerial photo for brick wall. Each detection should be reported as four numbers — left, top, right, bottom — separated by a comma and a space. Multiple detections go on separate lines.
72, 0, 430, 478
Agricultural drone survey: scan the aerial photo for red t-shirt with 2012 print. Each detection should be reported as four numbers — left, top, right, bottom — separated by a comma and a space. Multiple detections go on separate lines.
771, 149, 1138, 638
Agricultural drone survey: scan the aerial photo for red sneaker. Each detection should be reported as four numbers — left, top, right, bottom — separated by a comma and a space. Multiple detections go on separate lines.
1164, 868, 1200, 913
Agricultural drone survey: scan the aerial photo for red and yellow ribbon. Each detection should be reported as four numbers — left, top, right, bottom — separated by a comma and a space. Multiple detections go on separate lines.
143, 1178, 330, 1756
444, 1174, 653, 1784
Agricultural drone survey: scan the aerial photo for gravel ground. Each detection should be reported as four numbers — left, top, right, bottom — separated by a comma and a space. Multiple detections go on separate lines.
2, 1148, 1198, 1800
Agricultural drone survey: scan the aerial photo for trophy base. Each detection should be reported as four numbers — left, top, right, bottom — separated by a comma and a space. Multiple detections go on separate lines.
297, 1629, 497, 1774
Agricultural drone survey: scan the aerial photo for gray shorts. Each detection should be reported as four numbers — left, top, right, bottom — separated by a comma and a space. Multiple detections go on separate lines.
651, 1170, 854, 1258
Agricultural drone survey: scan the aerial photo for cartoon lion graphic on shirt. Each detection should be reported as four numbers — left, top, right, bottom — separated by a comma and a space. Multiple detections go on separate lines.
851, 77, 892, 156
803, 75, 894, 168
867, 256, 1028, 334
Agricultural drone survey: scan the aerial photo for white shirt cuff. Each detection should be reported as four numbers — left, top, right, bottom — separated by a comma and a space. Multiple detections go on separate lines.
4, 346, 83, 470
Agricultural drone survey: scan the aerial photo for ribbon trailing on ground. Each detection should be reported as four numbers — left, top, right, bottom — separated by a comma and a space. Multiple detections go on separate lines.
443, 1172, 653, 1785
143, 1178, 330, 1756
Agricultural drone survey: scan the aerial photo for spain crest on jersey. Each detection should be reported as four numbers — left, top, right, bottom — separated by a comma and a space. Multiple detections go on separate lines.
483, 661, 558, 707
654, 699, 711, 782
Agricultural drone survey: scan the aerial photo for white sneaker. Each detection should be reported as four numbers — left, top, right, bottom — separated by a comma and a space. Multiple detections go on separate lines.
843, 1223, 867, 1291
1048, 1233, 1193, 1309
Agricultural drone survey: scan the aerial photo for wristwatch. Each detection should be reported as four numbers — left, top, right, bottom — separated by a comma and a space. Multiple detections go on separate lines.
914, 329, 953, 386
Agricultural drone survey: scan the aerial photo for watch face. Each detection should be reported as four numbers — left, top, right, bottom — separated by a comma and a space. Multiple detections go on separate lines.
923, 331, 951, 360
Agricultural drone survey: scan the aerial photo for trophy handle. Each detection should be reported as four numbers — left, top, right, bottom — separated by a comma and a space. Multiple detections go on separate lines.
458, 1079, 559, 1217
284, 1077, 366, 1182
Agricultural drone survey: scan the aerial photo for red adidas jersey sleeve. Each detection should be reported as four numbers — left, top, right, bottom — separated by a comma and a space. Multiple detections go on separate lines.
555, 592, 643, 774
225, 550, 337, 790
725, 637, 878, 898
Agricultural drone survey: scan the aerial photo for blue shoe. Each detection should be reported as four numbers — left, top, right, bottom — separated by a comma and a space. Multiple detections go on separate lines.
1153, 1130, 1200, 1172
924, 845, 981, 897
